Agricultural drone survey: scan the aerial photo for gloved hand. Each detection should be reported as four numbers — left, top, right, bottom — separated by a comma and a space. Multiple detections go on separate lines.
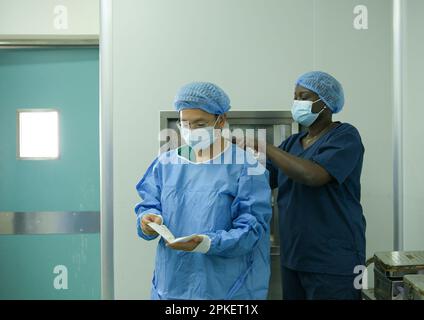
166, 236, 204, 252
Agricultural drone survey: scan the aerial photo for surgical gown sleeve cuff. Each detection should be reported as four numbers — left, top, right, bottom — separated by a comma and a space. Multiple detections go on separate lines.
191, 235, 211, 254
203, 233, 221, 255
136, 211, 163, 240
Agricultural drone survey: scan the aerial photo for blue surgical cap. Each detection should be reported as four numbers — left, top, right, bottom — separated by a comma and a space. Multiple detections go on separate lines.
296, 71, 345, 114
174, 82, 231, 115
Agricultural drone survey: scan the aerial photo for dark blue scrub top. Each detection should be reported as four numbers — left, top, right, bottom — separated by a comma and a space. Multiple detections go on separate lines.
268, 122, 366, 276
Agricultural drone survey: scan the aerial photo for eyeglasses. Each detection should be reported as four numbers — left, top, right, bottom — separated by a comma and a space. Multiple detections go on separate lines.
177, 117, 220, 129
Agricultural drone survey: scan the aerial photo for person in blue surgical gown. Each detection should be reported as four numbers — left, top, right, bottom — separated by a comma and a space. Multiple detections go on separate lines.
135, 82, 272, 300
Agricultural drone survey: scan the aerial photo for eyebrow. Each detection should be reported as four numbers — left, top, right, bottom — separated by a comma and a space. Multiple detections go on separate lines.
179, 117, 211, 123
298, 91, 313, 95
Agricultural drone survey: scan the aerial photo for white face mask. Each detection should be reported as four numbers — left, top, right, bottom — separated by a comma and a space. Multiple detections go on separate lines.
291, 98, 325, 127
179, 117, 220, 151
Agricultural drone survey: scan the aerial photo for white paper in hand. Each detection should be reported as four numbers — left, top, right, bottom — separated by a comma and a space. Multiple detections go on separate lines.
147, 222, 175, 242
148, 222, 198, 244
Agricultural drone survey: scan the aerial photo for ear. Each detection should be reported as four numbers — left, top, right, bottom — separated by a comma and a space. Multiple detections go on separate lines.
312, 100, 326, 113
217, 114, 227, 128
320, 105, 333, 119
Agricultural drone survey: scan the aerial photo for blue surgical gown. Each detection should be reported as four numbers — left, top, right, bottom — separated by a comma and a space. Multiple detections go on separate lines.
268, 122, 366, 276
135, 144, 272, 300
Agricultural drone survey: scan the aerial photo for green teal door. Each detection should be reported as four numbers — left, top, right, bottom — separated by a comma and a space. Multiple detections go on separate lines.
0, 48, 100, 299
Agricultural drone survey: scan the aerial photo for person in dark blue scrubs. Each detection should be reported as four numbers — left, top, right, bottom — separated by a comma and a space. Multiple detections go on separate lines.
243, 71, 366, 299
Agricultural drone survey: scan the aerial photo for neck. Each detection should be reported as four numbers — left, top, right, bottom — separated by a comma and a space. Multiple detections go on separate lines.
308, 117, 333, 137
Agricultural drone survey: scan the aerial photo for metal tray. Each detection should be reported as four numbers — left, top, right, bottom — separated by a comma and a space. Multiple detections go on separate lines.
374, 251, 424, 277
404, 275, 424, 300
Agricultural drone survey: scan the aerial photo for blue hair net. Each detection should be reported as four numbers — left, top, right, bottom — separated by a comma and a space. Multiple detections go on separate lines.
296, 71, 345, 113
174, 82, 231, 115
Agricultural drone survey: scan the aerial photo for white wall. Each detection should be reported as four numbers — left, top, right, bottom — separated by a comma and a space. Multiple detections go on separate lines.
404, 0, 424, 250
111, 0, 394, 298
0, 0, 99, 37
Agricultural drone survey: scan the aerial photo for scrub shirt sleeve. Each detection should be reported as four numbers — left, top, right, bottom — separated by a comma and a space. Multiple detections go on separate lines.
134, 158, 163, 240
310, 130, 364, 185
204, 163, 272, 258
266, 159, 278, 190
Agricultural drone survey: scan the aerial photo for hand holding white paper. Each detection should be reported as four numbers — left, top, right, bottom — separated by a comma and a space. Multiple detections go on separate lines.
148, 222, 198, 244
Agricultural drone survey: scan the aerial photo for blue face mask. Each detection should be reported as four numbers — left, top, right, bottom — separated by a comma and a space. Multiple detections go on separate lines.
291, 98, 325, 127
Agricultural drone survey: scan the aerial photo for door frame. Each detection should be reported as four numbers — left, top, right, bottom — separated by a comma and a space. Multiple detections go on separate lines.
0, 37, 99, 48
